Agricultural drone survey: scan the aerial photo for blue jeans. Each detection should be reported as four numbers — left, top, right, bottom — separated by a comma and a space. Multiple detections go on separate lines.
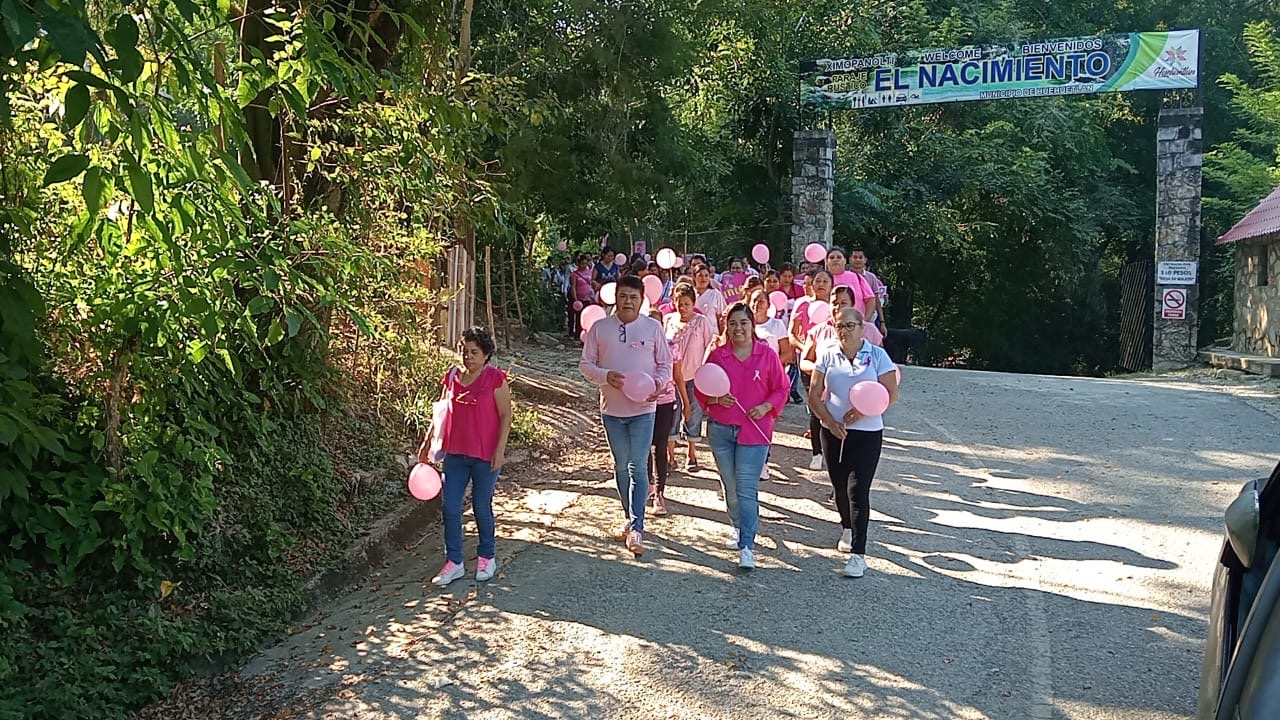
787, 361, 802, 397
601, 412, 656, 532
672, 380, 705, 440
706, 420, 769, 550
441, 453, 499, 564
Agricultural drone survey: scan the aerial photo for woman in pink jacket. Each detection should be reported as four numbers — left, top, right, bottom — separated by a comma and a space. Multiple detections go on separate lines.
696, 303, 789, 570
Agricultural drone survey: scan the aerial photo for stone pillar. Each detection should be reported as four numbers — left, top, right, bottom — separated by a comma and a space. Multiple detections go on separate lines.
791, 129, 836, 261
1152, 107, 1203, 371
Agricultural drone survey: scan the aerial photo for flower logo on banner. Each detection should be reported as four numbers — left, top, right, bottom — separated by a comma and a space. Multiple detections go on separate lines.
1163, 47, 1187, 65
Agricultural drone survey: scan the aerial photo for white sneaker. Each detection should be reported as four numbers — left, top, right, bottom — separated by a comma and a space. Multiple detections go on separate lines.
837, 529, 853, 553
738, 548, 755, 570
725, 528, 740, 548
476, 556, 498, 582
843, 554, 867, 578
809, 454, 824, 471
431, 560, 466, 586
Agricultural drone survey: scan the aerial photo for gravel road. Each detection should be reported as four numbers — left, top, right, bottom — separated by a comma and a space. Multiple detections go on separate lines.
225, 364, 1279, 720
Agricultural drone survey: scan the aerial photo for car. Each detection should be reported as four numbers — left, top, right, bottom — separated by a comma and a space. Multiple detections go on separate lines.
1196, 460, 1280, 719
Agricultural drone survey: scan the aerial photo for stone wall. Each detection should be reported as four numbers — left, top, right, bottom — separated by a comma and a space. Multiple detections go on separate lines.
1152, 107, 1204, 371
791, 129, 835, 261
1233, 237, 1280, 357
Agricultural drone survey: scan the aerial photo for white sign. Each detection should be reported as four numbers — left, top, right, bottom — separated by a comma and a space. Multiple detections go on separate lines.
1157, 261, 1198, 285
1162, 288, 1187, 320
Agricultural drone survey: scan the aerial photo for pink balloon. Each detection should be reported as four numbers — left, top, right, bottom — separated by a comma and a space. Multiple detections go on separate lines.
408, 463, 442, 501
572, 300, 584, 312
807, 300, 831, 325
556, 240, 568, 251
693, 363, 731, 397
751, 243, 770, 264
804, 243, 827, 264
658, 301, 675, 314
581, 304, 606, 331
614, 253, 629, 267
656, 248, 678, 270
644, 253, 652, 262
642, 274, 663, 303
599, 282, 617, 305
849, 381, 890, 416
621, 371, 655, 402
768, 291, 787, 311
579, 330, 587, 343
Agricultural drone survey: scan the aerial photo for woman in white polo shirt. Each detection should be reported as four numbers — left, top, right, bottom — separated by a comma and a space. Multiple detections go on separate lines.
807, 306, 898, 579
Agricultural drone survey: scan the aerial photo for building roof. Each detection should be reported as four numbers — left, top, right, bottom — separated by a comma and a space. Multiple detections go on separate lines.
1219, 186, 1280, 245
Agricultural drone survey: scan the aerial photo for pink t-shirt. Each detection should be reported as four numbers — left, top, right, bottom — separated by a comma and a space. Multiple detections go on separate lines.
831, 270, 875, 316
793, 298, 819, 340
571, 268, 594, 303
694, 341, 789, 446
665, 313, 717, 382
442, 365, 507, 461
579, 314, 674, 418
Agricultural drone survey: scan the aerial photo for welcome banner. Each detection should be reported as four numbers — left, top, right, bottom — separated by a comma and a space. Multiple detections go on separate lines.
799, 30, 1200, 110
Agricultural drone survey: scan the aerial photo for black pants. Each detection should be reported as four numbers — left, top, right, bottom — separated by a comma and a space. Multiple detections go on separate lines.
567, 293, 579, 336
820, 428, 883, 554
649, 402, 676, 493
801, 373, 822, 456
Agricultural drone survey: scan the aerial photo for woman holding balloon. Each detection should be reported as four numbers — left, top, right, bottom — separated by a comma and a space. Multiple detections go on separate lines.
694, 303, 789, 570
791, 269, 835, 470
807, 307, 898, 579
419, 326, 514, 587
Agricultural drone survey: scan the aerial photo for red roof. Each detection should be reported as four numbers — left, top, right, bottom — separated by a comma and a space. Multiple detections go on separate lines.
1219, 186, 1280, 244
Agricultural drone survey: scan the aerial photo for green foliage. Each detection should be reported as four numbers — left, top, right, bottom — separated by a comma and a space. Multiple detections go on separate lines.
509, 405, 550, 449
0, 1, 490, 717
1204, 21, 1280, 344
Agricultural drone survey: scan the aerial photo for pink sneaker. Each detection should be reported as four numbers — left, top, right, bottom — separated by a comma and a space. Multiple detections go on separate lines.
431, 560, 465, 586
476, 556, 498, 582
626, 529, 646, 556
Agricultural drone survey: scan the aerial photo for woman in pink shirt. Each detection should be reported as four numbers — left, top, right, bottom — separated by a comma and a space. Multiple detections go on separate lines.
826, 246, 878, 320
422, 326, 513, 587
569, 254, 595, 337
695, 303, 789, 570
665, 283, 717, 473
646, 307, 678, 516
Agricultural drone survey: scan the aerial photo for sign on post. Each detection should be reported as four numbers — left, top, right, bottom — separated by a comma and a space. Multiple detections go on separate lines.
1161, 288, 1187, 320
1157, 261, 1198, 285
800, 30, 1200, 110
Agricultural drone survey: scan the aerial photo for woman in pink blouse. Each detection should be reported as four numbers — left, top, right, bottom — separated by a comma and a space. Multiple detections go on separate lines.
695, 303, 789, 570
422, 326, 513, 587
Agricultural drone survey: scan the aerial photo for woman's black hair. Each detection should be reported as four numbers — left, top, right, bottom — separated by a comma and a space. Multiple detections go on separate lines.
724, 301, 755, 328
808, 268, 833, 281
780, 262, 797, 274
617, 274, 645, 296
461, 326, 496, 361
832, 285, 856, 304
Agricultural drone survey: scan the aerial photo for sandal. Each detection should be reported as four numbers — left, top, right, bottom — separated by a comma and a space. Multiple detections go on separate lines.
653, 494, 669, 516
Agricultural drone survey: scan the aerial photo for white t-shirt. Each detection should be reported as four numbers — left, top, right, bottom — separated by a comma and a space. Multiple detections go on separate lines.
755, 318, 788, 354
815, 339, 895, 432
695, 288, 727, 322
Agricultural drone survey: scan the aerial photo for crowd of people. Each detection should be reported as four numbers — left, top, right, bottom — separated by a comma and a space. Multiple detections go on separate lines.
426, 243, 900, 585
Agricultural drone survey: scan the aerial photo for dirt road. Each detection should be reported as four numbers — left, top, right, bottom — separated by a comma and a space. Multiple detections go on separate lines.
192, 360, 1280, 719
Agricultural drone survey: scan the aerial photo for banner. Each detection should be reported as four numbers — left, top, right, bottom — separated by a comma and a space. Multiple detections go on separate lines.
800, 30, 1199, 110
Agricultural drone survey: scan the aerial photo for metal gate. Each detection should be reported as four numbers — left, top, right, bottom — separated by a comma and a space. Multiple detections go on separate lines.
1119, 260, 1153, 371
